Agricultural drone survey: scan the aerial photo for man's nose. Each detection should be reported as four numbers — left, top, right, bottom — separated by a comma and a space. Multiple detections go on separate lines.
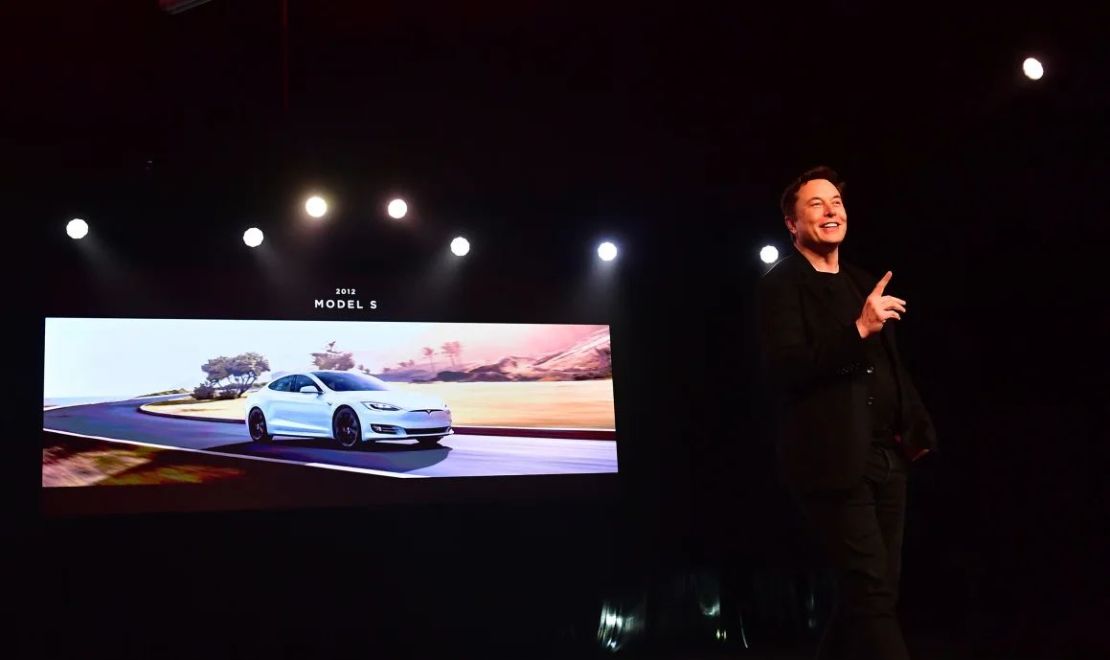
824, 206, 836, 216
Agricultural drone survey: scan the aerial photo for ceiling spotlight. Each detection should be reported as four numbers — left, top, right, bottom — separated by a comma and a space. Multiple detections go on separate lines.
305, 195, 328, 218
387, 198, 408, 219
760, 245, 779, 264
1022, 57, 1044, 81
450, 236, 470, 257
66, 218, 89, 240
597, 241, 618, 262
243, 227, 264, 248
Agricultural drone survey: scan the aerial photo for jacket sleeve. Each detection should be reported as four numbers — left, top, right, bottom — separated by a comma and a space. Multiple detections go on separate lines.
756, 271, 868, 394
882, 318, 939, 455
898, 366, 938, 452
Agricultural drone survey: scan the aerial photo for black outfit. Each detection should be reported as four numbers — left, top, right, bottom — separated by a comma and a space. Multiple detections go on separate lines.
812, 270, 901, 444
756, 253, 937, 660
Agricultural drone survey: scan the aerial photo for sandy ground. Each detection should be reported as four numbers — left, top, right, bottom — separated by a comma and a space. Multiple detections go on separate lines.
141, 379, 616, 428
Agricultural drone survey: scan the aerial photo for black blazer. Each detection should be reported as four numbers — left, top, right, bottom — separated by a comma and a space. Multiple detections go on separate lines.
756, 253, 937, 493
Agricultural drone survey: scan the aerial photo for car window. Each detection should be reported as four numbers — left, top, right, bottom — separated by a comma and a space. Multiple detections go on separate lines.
294, 375, 319, 393
312, 371, 390, 392
268, 376, 293, 392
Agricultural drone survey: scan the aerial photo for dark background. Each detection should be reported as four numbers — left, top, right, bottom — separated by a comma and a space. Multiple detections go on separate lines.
9, 1, 1109, 658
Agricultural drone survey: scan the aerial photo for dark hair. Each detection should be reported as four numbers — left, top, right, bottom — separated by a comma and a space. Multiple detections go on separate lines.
779, 166, 845, 219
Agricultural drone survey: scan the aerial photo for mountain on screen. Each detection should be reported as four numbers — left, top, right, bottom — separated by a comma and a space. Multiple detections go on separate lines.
378, 328, 612, 383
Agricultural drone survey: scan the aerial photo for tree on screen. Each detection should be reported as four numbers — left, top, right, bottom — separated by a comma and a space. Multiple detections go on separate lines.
311, 341, 355, 371
225, 352, 270, 396
198, 352, 271, 398
422, 347, 436, 372
440, 341, 463, 368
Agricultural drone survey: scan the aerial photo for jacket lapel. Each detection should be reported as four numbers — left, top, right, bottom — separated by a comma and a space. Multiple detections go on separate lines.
844, 263, 910, 426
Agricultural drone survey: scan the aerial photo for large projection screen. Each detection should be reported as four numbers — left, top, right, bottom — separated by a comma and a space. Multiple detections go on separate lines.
42, 318, 617, 513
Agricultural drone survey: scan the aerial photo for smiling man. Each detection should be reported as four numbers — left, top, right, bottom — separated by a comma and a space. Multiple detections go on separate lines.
756, 166, 937, 660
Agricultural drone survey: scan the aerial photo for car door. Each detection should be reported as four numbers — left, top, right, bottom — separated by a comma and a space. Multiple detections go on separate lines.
283, 375, 330, 435
265, 376, 297, 432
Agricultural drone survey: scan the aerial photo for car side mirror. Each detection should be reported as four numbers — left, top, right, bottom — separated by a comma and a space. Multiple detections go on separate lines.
299, 385, 321, 394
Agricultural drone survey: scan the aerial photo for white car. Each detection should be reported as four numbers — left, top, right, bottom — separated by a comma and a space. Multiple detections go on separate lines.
245, 370, 452, 449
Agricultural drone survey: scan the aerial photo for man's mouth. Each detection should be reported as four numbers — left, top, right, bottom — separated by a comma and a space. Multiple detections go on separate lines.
820, 222, 841, 229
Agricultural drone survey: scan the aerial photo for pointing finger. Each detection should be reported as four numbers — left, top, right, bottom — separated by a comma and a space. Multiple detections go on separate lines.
872, 271, 893, 296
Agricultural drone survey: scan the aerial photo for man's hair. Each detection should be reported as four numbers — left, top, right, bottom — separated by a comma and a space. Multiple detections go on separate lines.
779, 166, 845, 219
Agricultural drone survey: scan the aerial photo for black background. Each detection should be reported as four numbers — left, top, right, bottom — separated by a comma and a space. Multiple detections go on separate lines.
9, 1, 1110, 657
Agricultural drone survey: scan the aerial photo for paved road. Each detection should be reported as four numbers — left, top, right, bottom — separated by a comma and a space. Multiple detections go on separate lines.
42, 397, 618, 478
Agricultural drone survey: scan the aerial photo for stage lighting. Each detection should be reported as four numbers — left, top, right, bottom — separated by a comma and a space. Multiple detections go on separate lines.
387, 198, 408, 219
450, 236, 470, 256
760, 245, 779, 264
66, 218, 89, 240
1023, 57, 1044, 80
597, 241, 618, 262
305, 195, 328, 218
243, 227, 264, 248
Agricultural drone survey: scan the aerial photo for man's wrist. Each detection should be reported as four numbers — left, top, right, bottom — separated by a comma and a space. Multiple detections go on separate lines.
855, 319, 868, 339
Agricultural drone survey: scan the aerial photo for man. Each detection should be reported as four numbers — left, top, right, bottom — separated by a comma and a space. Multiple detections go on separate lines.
756, 166, 937, 660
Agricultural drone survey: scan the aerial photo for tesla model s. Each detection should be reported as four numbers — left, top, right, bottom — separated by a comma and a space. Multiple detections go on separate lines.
245, 370, 452, 449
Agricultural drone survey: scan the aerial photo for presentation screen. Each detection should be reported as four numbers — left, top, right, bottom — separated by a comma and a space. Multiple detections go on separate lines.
42, 318, 617, 514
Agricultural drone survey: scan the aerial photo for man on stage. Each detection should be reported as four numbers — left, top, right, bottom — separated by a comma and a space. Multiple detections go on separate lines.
756, 166, 937, 660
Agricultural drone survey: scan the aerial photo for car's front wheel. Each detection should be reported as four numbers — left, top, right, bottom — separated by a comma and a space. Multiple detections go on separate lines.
248, 408, 272, 443
332, 407, 362, 449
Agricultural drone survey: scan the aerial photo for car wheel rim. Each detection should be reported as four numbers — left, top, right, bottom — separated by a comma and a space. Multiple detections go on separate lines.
250, 410, 266, 440
336, 410, 359, 448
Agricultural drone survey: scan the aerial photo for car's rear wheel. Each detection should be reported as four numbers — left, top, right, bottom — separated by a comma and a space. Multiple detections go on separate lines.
417, 435, 444, 447
332, 407, 362, 449
248, 408, 272, 443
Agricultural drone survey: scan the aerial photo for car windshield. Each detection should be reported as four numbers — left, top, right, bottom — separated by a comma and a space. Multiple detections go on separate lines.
312, 371, 391, 392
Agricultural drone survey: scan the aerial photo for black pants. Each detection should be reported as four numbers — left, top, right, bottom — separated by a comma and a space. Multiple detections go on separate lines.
798, 443, 911, 660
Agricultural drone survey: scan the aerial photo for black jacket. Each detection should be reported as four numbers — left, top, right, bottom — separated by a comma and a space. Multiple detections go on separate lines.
756, 253, 937, 492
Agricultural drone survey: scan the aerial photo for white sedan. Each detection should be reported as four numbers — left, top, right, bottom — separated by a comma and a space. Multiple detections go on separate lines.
245, 370, 452, 449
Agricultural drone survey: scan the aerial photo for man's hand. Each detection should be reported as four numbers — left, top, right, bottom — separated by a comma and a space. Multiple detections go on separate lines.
855, 271, 907, 339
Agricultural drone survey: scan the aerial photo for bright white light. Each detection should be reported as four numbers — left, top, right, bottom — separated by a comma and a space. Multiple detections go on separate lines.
597, 241, 618, 262
387, 198, 408, 219
760, 245, 779, 263
450, 236, 470, 256
243, 227, 264, 248
66, 218, 89, 240
305, 195, 328, 218
1023, 57, 1044, 80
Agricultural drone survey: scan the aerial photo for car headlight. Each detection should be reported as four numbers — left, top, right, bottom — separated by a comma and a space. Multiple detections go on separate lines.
363, 401, 402, 411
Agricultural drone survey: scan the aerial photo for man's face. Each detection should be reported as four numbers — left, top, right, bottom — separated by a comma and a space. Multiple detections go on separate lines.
786, 178, 847, 250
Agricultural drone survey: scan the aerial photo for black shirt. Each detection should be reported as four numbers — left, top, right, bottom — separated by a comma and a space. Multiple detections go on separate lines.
813, 270, 902, 443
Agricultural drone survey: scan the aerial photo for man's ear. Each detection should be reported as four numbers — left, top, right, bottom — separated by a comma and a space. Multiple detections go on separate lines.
784, 216, 796, 239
